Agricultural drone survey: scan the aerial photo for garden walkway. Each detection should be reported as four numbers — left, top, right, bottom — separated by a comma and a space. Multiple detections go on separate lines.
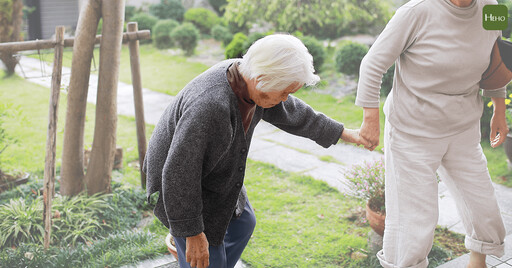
15, 55, 512, 267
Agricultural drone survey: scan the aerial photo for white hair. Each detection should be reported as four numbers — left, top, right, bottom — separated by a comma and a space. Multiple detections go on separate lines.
238, 34, 320, 92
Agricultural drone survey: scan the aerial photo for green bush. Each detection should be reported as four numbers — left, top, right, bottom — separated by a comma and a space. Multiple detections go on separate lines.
152, 19, 179, 49
184, 8, 220, 35
225, 32, 247, 59
335, 41, 368, 76
381, 64, 395, 97
170, 23, 200, 56
300, 36, 326, 72
131, 13, 159, 32
149, 0, 185, 22
125, 5, 138, 22
211, 24, 233, 47
0, 198, 44, 248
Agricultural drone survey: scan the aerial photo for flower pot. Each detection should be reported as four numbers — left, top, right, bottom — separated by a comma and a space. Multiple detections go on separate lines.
366, 203, 385, 237
165, 233, 178, 260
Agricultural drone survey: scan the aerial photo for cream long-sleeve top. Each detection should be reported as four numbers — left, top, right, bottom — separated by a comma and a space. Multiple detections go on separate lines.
355, 0, 505, 138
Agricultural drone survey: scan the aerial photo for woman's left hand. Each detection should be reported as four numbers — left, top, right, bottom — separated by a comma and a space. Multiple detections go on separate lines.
490, 97, 509, 148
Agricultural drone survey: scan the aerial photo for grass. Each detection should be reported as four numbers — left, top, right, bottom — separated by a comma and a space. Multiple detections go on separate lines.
242, 160, 370, 267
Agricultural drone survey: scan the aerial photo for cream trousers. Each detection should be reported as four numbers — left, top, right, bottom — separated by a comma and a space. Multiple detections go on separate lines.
377, 120, 506, 268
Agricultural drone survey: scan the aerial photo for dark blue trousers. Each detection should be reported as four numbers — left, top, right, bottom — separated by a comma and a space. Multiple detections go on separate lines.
173, 200, 256, 268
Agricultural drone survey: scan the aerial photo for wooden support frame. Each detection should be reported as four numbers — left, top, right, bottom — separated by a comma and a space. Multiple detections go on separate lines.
0, 30, 150, 52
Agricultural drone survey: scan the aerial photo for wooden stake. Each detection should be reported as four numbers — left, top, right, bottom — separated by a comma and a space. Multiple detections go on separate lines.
127, 22, 147, 189
43, 26, 65, 249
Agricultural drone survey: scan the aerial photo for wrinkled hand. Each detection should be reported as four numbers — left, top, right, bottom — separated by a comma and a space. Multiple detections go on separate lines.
186, 232, 209, 268
490, 110, 509, 148
360, 108, 380, 151
341, 128, 371, 147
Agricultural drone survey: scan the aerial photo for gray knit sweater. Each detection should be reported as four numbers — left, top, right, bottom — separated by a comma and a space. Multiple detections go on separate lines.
143, 59, 344, 246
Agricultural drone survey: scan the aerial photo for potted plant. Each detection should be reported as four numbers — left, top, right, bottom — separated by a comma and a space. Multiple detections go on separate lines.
345, 159, 386, 236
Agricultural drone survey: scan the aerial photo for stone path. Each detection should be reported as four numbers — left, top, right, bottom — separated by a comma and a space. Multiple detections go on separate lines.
14, 53, 512, 267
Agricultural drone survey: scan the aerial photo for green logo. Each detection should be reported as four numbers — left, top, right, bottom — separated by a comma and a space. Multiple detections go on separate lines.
483, 5, 508, 30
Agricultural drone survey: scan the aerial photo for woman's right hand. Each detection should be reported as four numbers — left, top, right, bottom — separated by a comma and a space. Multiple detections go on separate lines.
360, 108, 380, 151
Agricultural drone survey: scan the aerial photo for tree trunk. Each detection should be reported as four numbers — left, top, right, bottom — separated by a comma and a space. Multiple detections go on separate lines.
60, 0, 101, 196
84, 0, 125, 195
0, 0, 23, 76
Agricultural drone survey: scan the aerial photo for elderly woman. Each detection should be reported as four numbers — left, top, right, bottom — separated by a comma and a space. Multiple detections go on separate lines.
356, 0, 507, 267
143, 34, 368, 268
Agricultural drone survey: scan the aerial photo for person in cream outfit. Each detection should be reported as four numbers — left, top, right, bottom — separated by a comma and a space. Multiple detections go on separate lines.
356, 0, 508, 267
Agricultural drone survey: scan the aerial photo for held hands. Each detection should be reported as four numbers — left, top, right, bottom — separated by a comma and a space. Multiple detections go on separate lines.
186, 232, 209, 268
341, 128, 371, 148
359, 108, 380, 151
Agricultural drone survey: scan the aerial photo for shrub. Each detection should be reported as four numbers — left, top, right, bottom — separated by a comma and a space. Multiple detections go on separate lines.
184, 8, 220, 35
0, 198, 44, 248
300, 36, 326, 72
171, 23, 200, 56
0, 103, 17, 177
225, 32, 247, 59
211, 25, 233, 47
131, 13, 158, 31
149, 0, 185, 22
381, 64, 395, 97
335, 41, 369, 76
152, 19, 179, 49
125, 5, 137, 22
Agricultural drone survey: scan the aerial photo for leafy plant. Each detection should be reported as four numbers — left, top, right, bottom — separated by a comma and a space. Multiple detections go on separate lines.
381, 64, 395, 98
0, 198, 44, 248
152, 19, 179, 49
344, 159, 385, 214
149, 0, 185, 22
211, 24, 233, 47
225, 32, 247, 59
300, 35, 327, 72
170, 22, 200, 56
184, 8, 220, 35
131, 13, 158, 32
335, 41, 368, 76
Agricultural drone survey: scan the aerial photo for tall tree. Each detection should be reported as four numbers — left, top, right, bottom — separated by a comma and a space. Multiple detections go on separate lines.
0, 0, 23, 76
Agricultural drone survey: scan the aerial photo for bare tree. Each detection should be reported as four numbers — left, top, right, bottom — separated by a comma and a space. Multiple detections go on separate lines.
0, 0, 23, 76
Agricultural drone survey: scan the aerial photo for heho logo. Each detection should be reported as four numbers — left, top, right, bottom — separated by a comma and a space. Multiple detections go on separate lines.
483, 5, 508, 30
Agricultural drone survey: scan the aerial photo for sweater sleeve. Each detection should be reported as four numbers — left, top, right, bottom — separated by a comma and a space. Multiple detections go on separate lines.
355, 6, 419, 108
262, 95, 344, 148
162, 100, 232, 238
